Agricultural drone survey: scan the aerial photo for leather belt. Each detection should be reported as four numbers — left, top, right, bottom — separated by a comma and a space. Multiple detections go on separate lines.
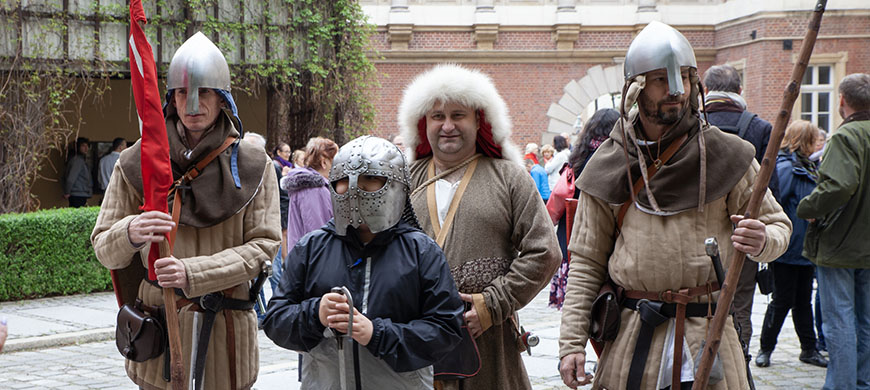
622, 299, 716, 319
174, 282, 262, 390
622, 283, 718, 390
175, 292, 252, 390
145, 268, 267, 388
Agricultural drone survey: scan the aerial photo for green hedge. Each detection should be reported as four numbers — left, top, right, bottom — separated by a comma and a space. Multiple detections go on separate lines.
0, 207, 111, 301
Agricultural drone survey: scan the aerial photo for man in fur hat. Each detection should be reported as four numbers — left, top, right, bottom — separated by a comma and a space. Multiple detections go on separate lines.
92, 32, 281, 390
558, 22, 791, 390
398, 64, 560, 390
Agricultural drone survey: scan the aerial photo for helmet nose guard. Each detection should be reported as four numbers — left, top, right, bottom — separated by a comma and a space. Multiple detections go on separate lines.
166, 32, 231, 115
623, 21, 697, 96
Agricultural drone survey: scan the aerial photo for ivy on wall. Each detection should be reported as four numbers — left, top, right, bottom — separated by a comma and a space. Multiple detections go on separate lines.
0, 0, 378, 213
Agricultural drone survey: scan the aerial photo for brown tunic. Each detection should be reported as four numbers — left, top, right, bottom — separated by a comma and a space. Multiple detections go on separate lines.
91, 124, 281, 389
410, 156, 561, 390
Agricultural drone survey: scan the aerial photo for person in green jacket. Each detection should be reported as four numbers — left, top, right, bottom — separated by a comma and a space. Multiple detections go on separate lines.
796, 73, 870, 390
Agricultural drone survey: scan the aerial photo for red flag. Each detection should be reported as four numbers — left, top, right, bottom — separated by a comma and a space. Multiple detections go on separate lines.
129, 0, 172, 281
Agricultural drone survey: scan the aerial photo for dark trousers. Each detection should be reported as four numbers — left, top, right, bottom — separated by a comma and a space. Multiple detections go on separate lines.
759, 262, 818, 352
68, 196, 88, 207
732, 258, 758, 351
814, 269, 826, 349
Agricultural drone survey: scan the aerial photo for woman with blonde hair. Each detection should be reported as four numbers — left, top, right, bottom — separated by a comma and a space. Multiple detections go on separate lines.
291, 149, 306, 167
280, 137, 339, 250
540, 144, 555, 165
756, 120, 828, 368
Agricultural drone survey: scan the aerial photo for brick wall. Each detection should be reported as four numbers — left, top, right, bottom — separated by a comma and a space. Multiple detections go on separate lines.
714, 14, 870, 126
574, 30, 632, 49
494, 31, 555, 50
372, 13, 869, 146
408, 31, 476, 50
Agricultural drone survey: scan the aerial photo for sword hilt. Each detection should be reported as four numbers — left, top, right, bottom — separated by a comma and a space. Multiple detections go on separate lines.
330, 286, 354, 350
705, 237, 726, 286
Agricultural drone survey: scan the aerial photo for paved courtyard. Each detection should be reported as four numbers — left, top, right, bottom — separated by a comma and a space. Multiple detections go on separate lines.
0, 286, 826, 389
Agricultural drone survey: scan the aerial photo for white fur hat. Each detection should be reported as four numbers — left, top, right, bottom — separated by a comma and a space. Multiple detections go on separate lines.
397, 64, 522, 163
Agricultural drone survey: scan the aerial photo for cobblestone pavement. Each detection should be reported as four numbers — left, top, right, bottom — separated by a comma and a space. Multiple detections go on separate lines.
0, 288, 826, 389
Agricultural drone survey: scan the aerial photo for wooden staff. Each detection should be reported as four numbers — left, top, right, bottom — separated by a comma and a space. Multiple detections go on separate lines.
160, 244, 186, 390
163, 266, 185, 390
692, 1, 827, 388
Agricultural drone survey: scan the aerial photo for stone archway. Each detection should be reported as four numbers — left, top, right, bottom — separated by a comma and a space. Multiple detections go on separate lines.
543, 64, 624, 143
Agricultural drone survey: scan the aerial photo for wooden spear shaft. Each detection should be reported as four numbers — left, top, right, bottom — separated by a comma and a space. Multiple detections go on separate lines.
692, 1, 827, 388
163, 285, 185, 390
164, 209, 185, 389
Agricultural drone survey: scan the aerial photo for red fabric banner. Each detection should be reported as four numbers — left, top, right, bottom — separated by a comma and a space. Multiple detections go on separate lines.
129, 0, 171, 281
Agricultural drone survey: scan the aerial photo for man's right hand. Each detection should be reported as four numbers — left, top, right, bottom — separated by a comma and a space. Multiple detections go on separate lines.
560, 352, 593, 389
128, 211, 175, 247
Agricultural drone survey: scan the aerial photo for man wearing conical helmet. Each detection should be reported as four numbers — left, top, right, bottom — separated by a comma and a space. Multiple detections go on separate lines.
92, 32, 281, 390
558, 22, 791, 389
399, 64, 561, 389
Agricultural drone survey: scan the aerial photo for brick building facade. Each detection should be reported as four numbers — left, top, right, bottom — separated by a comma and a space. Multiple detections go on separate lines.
362, 0, 870, 147
20, 0, 870, 209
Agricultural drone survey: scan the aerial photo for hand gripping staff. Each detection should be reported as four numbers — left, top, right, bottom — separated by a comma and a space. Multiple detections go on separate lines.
127, 1, 184, 388
331, 286, 357, 390
693, 1, 827, 388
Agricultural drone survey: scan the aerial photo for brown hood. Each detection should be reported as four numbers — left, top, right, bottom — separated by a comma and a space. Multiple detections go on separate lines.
578, 108, 755, 213
119, 108, 268, 227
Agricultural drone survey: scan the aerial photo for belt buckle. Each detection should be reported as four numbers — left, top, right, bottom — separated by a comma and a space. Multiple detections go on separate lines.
199, 292, 224, 312
658, 290, 671, 302
636, 298, 650, 311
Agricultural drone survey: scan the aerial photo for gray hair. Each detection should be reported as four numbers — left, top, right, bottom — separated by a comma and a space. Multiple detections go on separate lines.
242, 132, 267, 150
703, 64, 741, 93
839, 73, 870, 112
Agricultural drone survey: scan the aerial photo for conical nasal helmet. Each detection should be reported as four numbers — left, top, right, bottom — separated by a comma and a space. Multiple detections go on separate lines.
166, 32, 231, 115
624, 21, 697, 95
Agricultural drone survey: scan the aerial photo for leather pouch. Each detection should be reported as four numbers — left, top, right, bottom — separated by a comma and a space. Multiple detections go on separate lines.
434, 324, 481, 380
116, 299, 165, 362
590, 278, 623, 343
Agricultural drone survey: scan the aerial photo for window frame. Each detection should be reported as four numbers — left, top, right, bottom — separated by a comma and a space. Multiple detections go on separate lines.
800, 65, 835, 132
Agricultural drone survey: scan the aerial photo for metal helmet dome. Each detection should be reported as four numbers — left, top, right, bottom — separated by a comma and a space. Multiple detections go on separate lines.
623, 21, 697, 95
166, 32, 231, 115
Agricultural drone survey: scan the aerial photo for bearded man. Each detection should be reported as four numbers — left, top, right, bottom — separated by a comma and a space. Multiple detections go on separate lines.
558, 22, 791, 390
398, 64, 560, 390
92, 32, 281, 390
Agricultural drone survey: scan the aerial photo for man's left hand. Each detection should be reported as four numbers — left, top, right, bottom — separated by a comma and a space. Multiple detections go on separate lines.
459, 293, 483, 338
327, 304, 373, 346
730, 215, 767, 257
154, 256, 189, 290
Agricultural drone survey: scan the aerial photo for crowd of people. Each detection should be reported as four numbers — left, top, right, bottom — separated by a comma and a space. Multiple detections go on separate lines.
73, 18, 870, 390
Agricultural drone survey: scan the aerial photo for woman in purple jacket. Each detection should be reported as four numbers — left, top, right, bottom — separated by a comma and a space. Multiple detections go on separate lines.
281, 137, 339, 249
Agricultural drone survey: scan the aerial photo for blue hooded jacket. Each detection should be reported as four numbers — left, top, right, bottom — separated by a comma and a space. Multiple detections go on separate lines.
774, 149, 817, 266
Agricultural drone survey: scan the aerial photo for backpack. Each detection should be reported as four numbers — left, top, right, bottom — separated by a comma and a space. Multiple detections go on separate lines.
716, 110, 756, 139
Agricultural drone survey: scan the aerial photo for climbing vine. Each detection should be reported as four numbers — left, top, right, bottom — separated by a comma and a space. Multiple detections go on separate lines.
0, 0, 378, 213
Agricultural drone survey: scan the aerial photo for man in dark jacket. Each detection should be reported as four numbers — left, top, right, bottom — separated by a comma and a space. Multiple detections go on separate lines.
263, 136, 463, 389
797, 73, 870, 390
703, 64, 780, 362
63, 137, 93, 207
